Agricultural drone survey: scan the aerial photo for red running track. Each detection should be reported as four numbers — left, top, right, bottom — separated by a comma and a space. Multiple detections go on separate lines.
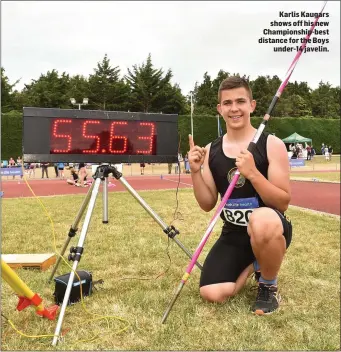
1, 176, 339, 215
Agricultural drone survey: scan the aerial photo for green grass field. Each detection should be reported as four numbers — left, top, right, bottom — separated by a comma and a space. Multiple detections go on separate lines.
1, 189, 340, 351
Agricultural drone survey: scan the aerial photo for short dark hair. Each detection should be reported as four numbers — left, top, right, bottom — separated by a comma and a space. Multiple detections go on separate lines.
218, 76, 253, 102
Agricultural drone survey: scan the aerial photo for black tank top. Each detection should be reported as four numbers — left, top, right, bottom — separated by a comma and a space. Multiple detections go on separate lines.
71, 171, 78, 181
209, 132, 270, 234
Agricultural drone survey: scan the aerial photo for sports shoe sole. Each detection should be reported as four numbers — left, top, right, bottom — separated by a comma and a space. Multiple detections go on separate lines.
252, 293, 281, 316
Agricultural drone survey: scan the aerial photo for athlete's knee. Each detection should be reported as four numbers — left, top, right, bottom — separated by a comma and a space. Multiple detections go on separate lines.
200, 285, 235, 303
248, 208, 282, 244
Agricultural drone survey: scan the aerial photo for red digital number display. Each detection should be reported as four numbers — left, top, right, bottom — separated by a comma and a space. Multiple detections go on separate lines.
50, 119, 157, 155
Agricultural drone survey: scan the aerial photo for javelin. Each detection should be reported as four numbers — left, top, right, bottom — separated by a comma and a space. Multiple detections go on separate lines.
161, 0, 328, 324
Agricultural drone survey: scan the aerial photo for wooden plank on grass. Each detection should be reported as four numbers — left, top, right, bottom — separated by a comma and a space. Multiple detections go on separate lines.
1, 253, 56, 271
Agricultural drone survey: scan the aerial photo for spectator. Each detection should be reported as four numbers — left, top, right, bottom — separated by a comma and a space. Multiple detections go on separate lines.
58, 162, 65, 179
16, 156, 23, 167
9, 157, 16, 167
298, 144, 303, 158
311, 146, 316, 159
328, 145, 333, 161
168, 163, 172, 174
306, 145, 312, 160
54, 163, 59, 177
321, 143, 325, 155
324, 146, 329, 161
183, 156, 187, 173
28, 163, 36, 178
291, 149, 298, 159
184, 154, 190, 174
78, 163, 88, 187
176, 153, 183, 174
66, 167, 79, 186
175, 163, 180, 174
41, 162, 49, 178
14, 156, 23, 180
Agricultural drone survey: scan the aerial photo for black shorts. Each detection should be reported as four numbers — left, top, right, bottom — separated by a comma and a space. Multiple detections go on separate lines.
199, 210, 292, 287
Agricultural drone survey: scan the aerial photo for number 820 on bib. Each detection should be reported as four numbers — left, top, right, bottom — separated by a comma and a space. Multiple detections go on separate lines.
222, 197, 259, 227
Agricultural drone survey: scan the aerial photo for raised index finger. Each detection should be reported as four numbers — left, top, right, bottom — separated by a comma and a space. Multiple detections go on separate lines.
189, 134, 195, 149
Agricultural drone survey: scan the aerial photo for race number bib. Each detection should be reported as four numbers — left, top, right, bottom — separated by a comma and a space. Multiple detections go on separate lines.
222, 197, 259, 227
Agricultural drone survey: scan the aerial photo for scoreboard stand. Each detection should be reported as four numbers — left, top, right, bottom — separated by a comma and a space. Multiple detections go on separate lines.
50, 163, 203, 346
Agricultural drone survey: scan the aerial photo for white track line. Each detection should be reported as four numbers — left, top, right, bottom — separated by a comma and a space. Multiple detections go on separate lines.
289, 205, 340, 219
161, 177, 193, 187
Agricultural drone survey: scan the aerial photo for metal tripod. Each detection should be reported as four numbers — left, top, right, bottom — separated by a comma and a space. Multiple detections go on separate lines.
51, 164, 202, 346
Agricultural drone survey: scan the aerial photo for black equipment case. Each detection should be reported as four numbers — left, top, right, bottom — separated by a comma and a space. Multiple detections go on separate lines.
53, 270, 93, 305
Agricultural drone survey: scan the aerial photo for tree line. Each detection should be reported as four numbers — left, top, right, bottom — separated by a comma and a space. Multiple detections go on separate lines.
1, 53, 340, 118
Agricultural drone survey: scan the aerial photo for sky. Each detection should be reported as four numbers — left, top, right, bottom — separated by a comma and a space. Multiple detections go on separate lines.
2, 1, 340, 96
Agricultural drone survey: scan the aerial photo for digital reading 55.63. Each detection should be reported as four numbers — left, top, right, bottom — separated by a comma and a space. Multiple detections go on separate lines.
23, 107, 178, 163
51, 119, 156, 155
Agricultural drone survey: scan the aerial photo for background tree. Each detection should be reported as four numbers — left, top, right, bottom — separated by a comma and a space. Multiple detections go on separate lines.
20, 70, 71, 108
193, 71, 250, 115
1, 58, 340, 119
88, 54, 130, 111
288, 94, 312, 117
250, 76, 272, 116
1, 68, 20, 112
154, 83, 187, 114
67, 75, 90, 108
311, 81, 340, 118
125, 53, 185, 113
330, 86, 341, 118
194, 72, 215, 110
212, 70, 230, 103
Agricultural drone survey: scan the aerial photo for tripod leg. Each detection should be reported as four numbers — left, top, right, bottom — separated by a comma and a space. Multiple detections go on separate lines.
48, 181, 96, 282
102, 177, 109, 224
52, 177, 101, 346
117, 175, 203, 271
